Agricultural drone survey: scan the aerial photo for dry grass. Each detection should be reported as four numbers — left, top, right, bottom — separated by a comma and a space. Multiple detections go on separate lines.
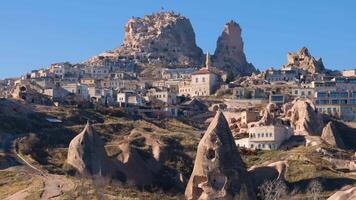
0, 170, 32, 199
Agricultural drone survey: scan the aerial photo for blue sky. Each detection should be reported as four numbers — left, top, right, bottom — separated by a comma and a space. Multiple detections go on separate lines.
1, 0, 356, 78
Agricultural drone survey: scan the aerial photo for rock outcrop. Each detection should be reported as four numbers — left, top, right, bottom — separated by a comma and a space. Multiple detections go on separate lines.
327, 186, 356, 200
213, 20, 256, 76
283, 47, 325, 73
185, 111, 256, 200
286, 99, 323, 136
86, 11, 203, 69
115, 143, 156, 186
66, 121, 111, 176
248, 161, 288, 188
321, 122, 345, 149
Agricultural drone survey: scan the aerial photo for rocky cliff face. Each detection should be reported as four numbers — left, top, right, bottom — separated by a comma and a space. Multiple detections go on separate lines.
286, 99, 324, 136
86, 12, 203, 68
321, 122, 345, 149
283, 47, 325, 73
185, 111, 256, 200
213, 20, 256, 76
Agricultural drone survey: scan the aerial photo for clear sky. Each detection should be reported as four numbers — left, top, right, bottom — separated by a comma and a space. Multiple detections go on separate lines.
1, 0, 356, 79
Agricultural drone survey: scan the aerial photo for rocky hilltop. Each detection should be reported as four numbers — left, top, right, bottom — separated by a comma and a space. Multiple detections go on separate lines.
213, 21, 256, 76
86, 12, 203, 68
283, 47, 325, 73
85, 12, 257, 77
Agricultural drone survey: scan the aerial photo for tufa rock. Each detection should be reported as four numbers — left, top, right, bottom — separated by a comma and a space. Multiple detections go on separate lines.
321, 122, 345, 149
86, 12, 203, 69
185, 111, 256, 200
213, 20, 256, 76
283, 47, 325, 73
66, 121, 111, 176
287, 99, 323, 136
248, 161, 288, 189
327, 186, 356, 200
115, 143, 156, 187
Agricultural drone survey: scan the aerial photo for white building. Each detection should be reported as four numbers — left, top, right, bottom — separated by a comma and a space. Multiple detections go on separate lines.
62, 83, 89, 100
145, 89, 177, 105
85, 67, 109, 78
117, 91, 145, 107
235, 125, 293, 150
342, 69, 356, 77
49, 62, 72, 78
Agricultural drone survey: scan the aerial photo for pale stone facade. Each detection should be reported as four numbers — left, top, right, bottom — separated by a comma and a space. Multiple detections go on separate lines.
178, 54, 220, 97
235, 125, 293, 150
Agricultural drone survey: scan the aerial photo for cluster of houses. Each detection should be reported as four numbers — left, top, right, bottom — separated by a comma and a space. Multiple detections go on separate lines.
1, 52, 356, 150
0, 54, 222, 118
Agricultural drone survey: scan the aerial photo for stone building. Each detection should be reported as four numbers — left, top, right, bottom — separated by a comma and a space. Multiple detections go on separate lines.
235, 125, 293, 150
314, 77, 356, 121
179, 54, 220, 97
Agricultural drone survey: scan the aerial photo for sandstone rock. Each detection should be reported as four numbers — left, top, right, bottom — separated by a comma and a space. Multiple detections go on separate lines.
86, 11, 203, 70
113, 130, 169, 187
327, 186, 356, 200
283, 47, 325, 74
248, 161, 288, 188
185, 111, 256, 200
213, 20, 256, 76
258, 103, 278, 126
115, 143, 155, 186
321, 122, 345, 149
66, 121, 111, 176
287, 99, 323, 136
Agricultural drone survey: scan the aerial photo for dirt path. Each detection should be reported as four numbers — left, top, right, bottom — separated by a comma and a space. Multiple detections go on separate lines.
4, 188, 30, 200
2, 134, 74, 200
41, 174, 74, 200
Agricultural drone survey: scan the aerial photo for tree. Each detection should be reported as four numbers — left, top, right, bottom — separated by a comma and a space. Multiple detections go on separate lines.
225, 69, 235, 83
306, 180, 323, 200
258, 179, 288, 200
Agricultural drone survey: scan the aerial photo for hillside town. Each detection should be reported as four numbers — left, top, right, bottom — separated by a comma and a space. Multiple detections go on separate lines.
0, 11, 355, 200
1, 44, 356, 150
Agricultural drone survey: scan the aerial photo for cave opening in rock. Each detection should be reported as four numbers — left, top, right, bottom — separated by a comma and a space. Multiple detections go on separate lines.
206, 148, 215, 160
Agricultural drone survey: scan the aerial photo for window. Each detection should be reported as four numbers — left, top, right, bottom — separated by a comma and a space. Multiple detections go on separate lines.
202, 77, 205, 82
261, 133, 264, 137
196, 78, 198, 83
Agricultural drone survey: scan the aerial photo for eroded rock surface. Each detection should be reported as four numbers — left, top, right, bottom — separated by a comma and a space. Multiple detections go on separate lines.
248, 161, 288, 189
185, 111, 256, 200
86, 12, 203, 69
286, 99, 323, 136
66, 121, 111, 176
213, 21, 256, 76
321, 122, 345, 149
283, 47, 325, 73
327, 186, 356, 200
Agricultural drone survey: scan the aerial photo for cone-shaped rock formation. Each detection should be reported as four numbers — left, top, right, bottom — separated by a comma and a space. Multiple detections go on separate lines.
321, 122, 345, 149
66, 121, 111, 176
185, 111, 256, 200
